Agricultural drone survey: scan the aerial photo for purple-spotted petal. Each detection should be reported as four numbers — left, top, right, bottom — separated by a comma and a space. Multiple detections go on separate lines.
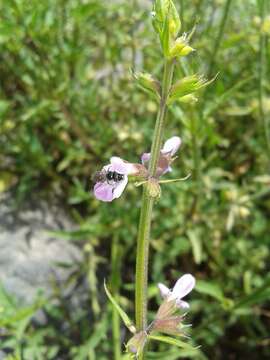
112, 176, 128, 198
172, 274, 196, 299
94, 182, 114, 202
158, 283, 171, 299
161, 136, 181, 156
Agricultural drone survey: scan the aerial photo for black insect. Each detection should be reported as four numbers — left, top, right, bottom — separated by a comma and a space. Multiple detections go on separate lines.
106, 171, 124, 182
93, 170, 124, 184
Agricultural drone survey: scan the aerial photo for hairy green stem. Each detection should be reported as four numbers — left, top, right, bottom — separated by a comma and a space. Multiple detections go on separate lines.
135, 188, 154, 331
111, 236, 121, 360
149, 60, 175, 175
135, 59, 175, 358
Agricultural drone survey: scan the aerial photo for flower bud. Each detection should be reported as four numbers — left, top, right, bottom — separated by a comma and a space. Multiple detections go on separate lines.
126, 331, 148, 356
262, 16, 270, 34
152, 315, 183, 335
152, 0, 181, 56
156, 299, 177, 319
169, 35, 194, 58
168, 1, 181, 38
168, 74, 215, 104
146, 178, 161, 198
150, 298, 186, 336
134, 72, 161, 98
152, 0, 181, 38
178, 94, 198, 104
238, 206, 250, 218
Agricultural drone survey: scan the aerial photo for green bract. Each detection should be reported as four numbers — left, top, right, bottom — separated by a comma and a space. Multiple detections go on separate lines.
152, 0, 181, 56
169, 35, 195, 58
134, 72, 161, 99
168, 75, 216, 104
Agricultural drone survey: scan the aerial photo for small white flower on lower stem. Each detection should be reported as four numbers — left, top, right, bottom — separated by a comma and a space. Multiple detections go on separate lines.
151, 274, 195, 336
158, 274, 196, 310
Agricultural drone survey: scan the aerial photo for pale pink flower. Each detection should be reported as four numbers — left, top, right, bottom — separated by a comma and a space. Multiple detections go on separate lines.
158, 274, 195, 310
94, 136, 182, 202
94, 157, 137, 202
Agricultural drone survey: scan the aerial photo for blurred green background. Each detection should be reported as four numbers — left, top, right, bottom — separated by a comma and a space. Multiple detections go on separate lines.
0, 0, 270, 359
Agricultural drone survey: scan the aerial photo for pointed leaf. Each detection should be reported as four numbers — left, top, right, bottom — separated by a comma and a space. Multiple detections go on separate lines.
168, 0, 181, 37
161, 15, 170, 56
152, 0, 170, 34
149, 334, 196, 351
104, 281, 136, 334
187, 230, 202, 265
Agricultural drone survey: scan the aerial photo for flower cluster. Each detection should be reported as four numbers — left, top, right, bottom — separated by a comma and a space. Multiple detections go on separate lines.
93, 136, 182, 202
152, 274, 196, 335
126, 274, 196, 356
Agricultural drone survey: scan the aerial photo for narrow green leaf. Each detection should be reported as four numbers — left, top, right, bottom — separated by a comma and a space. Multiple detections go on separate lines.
187, 230, 202, 265
149, 334, 196, 351
104, 281, 136, 334
161, 15, 170, 56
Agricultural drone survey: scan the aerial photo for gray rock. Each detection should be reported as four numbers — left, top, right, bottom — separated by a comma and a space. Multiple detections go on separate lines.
0, 193, 82, 304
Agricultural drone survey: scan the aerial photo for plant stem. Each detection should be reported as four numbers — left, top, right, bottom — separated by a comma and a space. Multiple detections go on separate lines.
135, 58, 175, 358
135, 188, 154, 331
257, 0, 270, 160
111, 236, 121, 360
149, 59, 175, 176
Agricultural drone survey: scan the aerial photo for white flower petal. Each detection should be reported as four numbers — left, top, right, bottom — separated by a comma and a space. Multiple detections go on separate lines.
112, 176, 128, 199
172, 274, 196, 299
110, 157, 136, 175
110, 157, 128, 174
158, 283, 171, 299
161, 136, 182, 156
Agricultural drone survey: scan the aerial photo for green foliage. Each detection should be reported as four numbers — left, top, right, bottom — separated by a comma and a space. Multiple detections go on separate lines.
0, 0, 270, 358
